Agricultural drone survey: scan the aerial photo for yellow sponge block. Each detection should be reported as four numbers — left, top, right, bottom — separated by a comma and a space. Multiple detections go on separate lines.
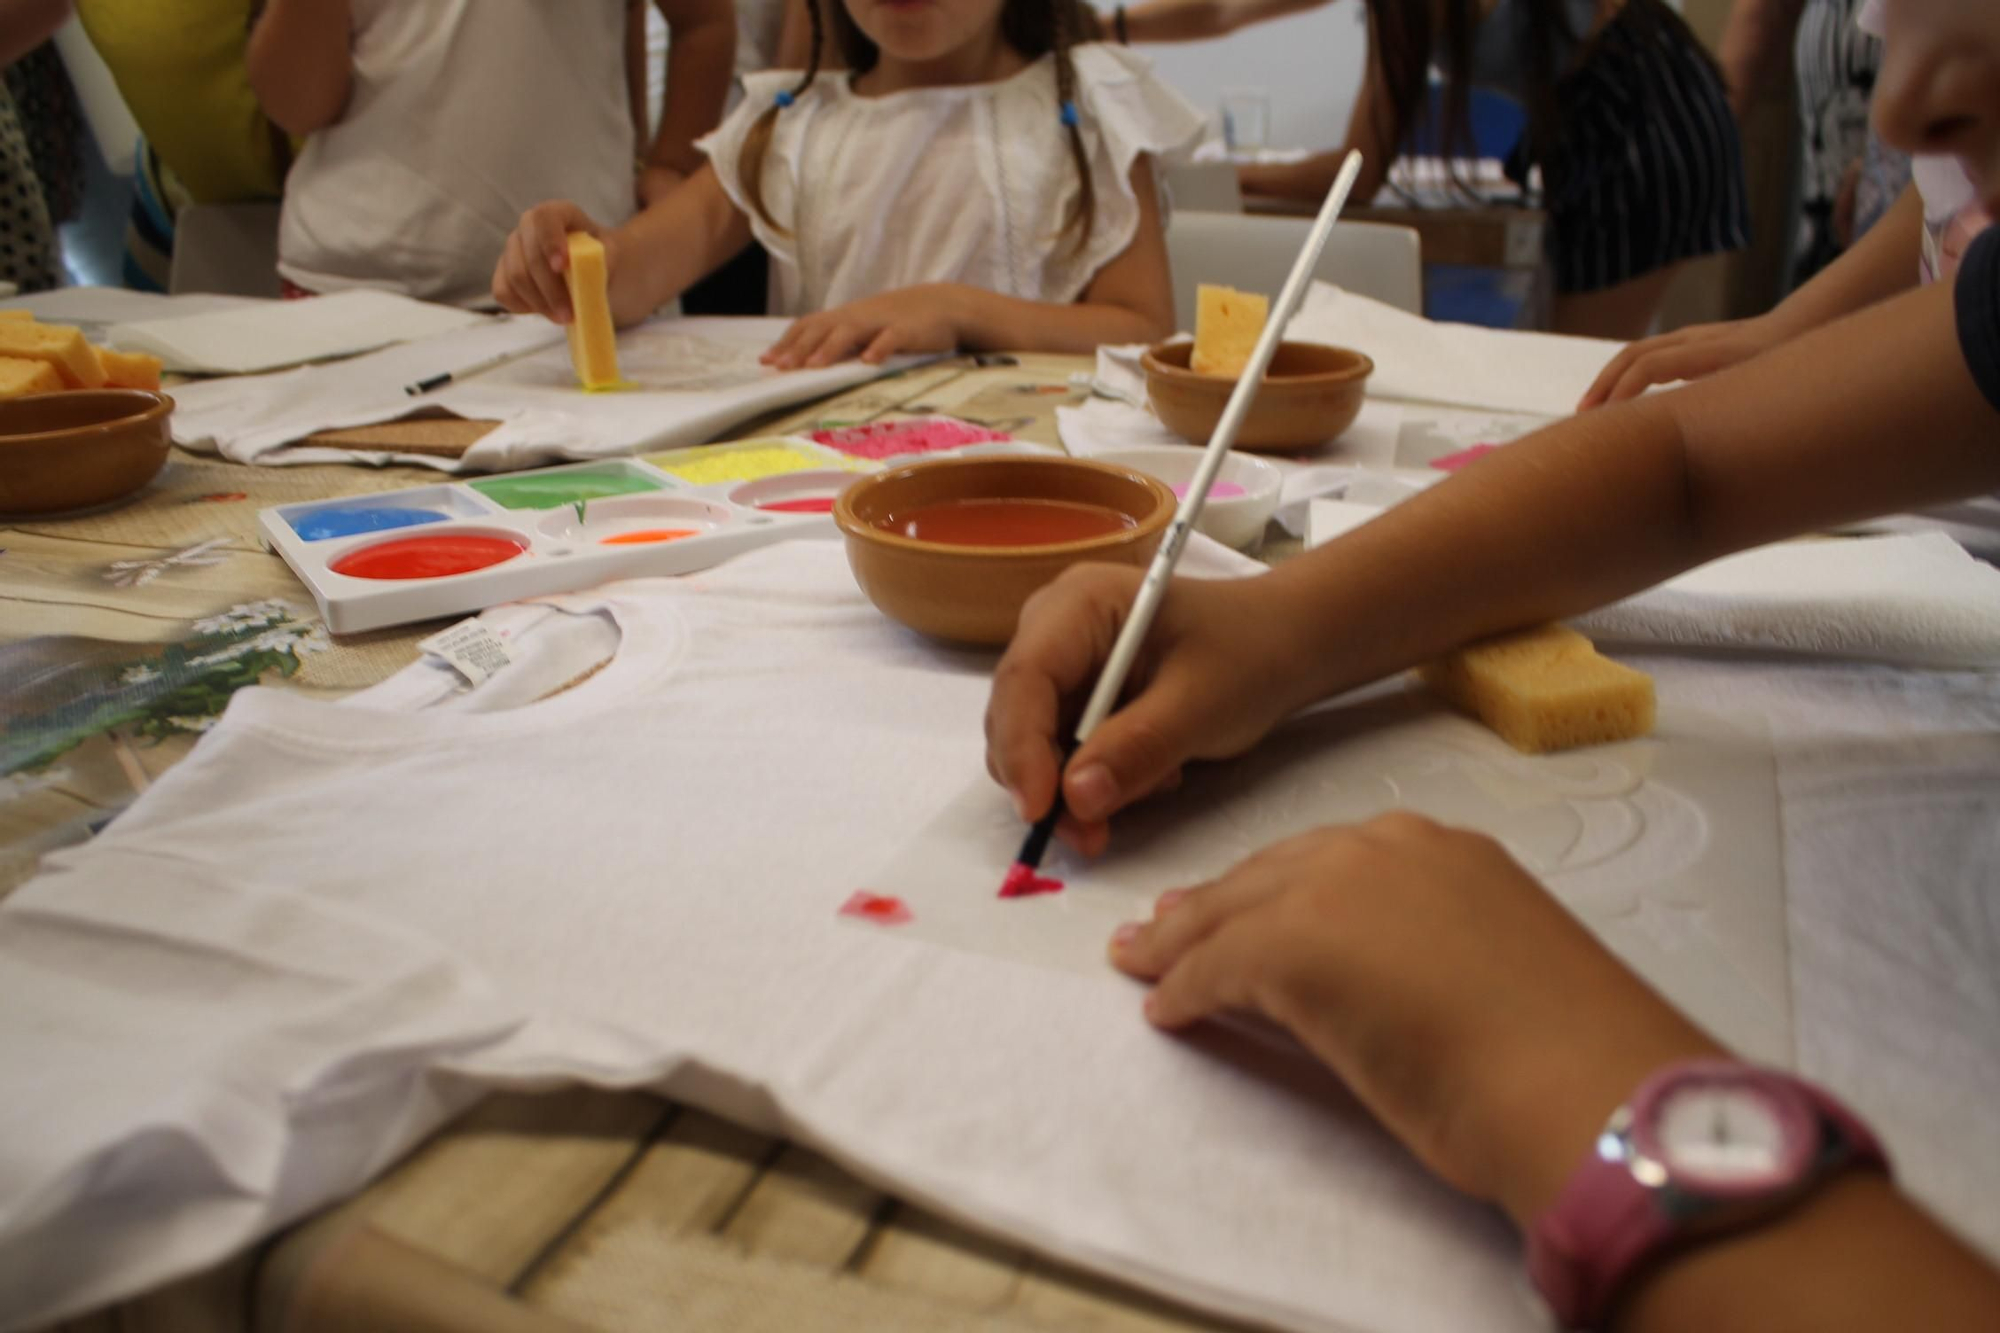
0, 320, 106, 388
563, 233, 621, 391
1190, 283, 1270, 377
1420, 624, 1655, 754
98, 348, 164, 390
0, 355, 62, 397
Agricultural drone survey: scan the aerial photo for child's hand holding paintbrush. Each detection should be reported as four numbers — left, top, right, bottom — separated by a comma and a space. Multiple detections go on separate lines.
996, 151, 1366, 886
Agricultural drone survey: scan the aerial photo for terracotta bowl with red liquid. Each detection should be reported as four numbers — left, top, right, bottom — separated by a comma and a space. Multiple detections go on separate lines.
834, 455, 1175, 645
1142, 339, 1372, 453
0, 389, 174, 515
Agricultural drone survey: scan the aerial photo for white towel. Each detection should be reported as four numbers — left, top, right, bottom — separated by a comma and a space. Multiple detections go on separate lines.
1577, 533, 2000, 668
1307, 502, 2000, 669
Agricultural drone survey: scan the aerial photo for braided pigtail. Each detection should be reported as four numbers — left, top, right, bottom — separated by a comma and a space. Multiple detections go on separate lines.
737, 0, 827, 234
1049, 0, 1095, 257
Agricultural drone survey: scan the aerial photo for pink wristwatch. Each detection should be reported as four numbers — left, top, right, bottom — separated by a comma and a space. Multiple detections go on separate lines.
1526, 1059, 1889, 1329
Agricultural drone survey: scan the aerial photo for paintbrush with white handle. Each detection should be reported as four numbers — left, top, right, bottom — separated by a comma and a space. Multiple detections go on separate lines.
1001, 150, 1366, 896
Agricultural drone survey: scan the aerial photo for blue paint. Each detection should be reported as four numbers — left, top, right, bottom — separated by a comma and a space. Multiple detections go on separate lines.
291, 505, 449, 541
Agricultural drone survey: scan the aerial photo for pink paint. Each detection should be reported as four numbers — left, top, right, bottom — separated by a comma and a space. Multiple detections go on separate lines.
998, 863, 1065, 898
812, 417, 1013, 459
1431, 443, 1501, 472
840, 890, 913, 925
1170, 480, 1248, 500
759, 496, 838, 514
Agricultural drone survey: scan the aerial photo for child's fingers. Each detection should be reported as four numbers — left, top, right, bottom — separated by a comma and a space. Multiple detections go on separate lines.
762, 318, 817, 368
805, 323, 869, 368
860, 327, 902, 365
1140, 912, 1270, 1030
516, 222, 574, 324
1109, 869, 1270, 982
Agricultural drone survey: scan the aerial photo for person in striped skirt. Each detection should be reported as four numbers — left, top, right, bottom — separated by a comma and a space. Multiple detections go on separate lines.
1240, 0, 1750, 340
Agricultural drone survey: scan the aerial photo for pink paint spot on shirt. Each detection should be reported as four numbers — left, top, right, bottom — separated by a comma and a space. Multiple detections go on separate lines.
1430, 443, 1501, 472
812, 417, 1013, 460
840, 891, 913, 925
998, 863, 1065, 898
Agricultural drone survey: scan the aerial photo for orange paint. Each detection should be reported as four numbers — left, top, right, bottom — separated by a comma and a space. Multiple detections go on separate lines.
599, 528, 698, 545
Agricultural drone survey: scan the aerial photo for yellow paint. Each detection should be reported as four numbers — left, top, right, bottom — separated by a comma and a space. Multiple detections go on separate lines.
645, 441, 865, 485
564, 233, 621, 391
1191, 284, 1269, 378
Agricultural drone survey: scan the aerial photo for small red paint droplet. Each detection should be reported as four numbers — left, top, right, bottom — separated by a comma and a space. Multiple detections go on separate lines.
196, 492, 248, 503
998, 864, 1065, 899
839, 891, 912, 925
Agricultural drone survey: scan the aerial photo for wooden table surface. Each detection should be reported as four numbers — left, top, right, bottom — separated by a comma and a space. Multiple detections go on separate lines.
7, 353, 1252, 1333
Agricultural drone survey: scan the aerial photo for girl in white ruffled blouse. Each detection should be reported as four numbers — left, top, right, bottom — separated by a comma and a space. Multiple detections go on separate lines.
493, 0, 1205, 368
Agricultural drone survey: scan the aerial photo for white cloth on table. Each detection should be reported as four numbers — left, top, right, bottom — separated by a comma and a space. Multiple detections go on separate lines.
3, 543, 1998, 1333
1286, 283, 1620, 417
277, 0, 636, 308
698, 46, 1206, 316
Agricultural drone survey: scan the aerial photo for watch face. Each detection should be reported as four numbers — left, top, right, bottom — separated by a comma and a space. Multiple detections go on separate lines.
1642, 1076, 1815, 1194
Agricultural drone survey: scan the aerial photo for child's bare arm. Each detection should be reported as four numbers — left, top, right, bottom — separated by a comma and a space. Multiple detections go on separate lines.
247, 0, 354, 137
1273, 279, 2000, 707
0, 0, 72, 69
493, 166, 751, 326
641, 0, 736, 206
987, 279, 2000, 837
763, 157, 1176, 367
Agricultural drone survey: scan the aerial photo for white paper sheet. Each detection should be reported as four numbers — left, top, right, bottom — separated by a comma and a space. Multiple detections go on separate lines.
866, 697, 1792, 1066
107, 288, 493, 374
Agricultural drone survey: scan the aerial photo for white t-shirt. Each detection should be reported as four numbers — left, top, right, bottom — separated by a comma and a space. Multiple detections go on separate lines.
4, 542, 2000, 1331
1856, 0, 1992, 284
278, 0, 639, 307
698, 45, 1205, 316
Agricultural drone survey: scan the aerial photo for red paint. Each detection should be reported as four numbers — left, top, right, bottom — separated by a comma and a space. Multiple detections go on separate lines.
599, 528, 698, 545
998, 863, 1065, 898
759, 496, 838, 514
331, 534, 526, 580
1431, 443, 1501, 472
195, 491, 248, 504
840, 890, 913, 925
879, 498, 1135, 547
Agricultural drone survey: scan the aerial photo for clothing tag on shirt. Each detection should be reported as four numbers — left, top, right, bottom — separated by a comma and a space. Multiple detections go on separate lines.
418, 620, 513, 688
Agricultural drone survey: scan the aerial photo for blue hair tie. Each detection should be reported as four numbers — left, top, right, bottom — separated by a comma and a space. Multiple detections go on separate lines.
1059, 100, 1079, 128
775, 89, 796, 108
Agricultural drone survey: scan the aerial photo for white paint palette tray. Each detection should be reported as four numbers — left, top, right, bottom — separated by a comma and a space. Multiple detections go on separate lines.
262, 439, 878, 635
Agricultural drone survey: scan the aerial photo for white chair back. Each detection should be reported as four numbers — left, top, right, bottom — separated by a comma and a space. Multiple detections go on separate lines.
1165, 213, 1423, 329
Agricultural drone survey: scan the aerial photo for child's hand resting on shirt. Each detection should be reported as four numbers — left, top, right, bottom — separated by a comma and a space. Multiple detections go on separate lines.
762, 284, 968, 369
1109, 813, 1719, 1221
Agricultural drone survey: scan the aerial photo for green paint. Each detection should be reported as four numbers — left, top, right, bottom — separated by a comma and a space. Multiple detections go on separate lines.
470, 471, 663, 511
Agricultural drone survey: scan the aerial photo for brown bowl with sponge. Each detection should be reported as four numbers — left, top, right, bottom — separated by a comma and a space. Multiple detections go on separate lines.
833, 455, 1175, 646
1142, 339, 1372, 453
0, 389, 175, 516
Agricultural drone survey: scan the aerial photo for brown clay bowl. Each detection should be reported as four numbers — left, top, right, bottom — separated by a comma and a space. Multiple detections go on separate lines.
0, 389, 174, 515
834, 455, 1175, 646
1141, 340, 1372, 453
